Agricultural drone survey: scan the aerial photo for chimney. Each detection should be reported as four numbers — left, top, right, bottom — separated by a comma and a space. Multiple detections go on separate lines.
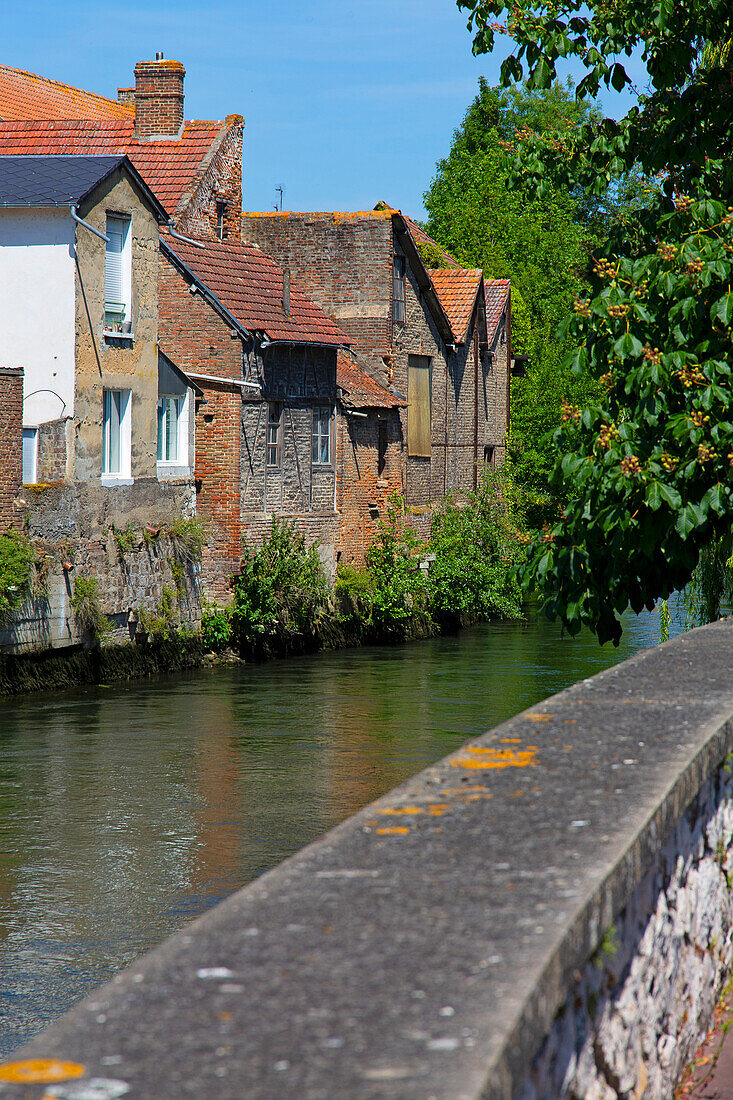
117, 87, 135, 107
282, 268, 291, 317
133, 56, 185, 140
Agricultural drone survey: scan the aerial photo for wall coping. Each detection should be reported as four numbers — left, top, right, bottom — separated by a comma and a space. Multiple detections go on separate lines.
4, 619, 733, 1098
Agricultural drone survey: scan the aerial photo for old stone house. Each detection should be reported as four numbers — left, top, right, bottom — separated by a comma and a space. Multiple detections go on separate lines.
158, 233, 352, 595
0, 154, 199, 647
0, 58, 243, 241
240, 207, 511, 531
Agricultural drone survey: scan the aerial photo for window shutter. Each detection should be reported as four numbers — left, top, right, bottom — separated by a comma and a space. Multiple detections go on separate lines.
408, 356, 431, 457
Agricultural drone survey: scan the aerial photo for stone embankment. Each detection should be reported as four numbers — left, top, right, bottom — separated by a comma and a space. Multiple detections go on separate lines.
3, 620, 733, 1098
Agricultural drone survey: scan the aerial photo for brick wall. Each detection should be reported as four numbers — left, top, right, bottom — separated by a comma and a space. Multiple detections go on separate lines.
37, 417, 70, 484
0, 367, 23, 531
178, 120, 244, 242
336, 408, 403, 564
133, 60, 185, 140
240, 212, 394, 374
158, 253, 243, 600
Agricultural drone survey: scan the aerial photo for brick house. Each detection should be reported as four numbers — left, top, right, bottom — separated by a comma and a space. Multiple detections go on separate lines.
240, 208, 511, 524
158, 234, 351, 595
0, 58, 243, 240
336, 352, 406, 564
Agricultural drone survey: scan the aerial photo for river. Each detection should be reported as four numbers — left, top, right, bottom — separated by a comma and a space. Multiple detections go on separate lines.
0, 602, 689, 1054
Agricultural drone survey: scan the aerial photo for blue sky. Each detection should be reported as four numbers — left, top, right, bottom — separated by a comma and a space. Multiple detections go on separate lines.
5, 0, 643, 220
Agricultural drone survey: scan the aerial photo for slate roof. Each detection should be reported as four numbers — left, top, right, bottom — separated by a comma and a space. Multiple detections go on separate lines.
337, 353, 406, 409
427, 268, 483, 343
161, 234, 349, 346
0, 64, 133, 121
485, 279, 511, 340
0, 118, 230, 215
0, 154, 169, 221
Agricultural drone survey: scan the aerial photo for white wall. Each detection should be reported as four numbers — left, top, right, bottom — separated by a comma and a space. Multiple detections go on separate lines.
0, 207, 76, 426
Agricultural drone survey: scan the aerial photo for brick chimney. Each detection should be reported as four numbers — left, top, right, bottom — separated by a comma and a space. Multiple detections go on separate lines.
133, 57, 185, 140
117, 87, 135, 107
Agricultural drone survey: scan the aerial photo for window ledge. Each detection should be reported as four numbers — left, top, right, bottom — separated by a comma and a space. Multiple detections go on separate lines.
101, 476, 133, 487
104, 331, 134, 343
156, 464, 191, 480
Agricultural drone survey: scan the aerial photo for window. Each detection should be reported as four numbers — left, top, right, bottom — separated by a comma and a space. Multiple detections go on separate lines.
267, 403, 282, 468
312, 407, 331, 465
484, 445, 495, 467
407, 355, 431, 457
22, 428, 38, 484
215, 200, 228, 241
392, 254, 406, 324
105, 215, 132, 334
157, 395, 185, 464
102, 389, 131, 478
378, 421, 388, 475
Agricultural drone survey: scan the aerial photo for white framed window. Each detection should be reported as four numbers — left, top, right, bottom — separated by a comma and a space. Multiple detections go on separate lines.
105, 214, 132, 335
157, 394, 187, 465
22, 427, 38, 484
312, 406, 331, 465
267, 403, 282, 468
102, 388, 132, 480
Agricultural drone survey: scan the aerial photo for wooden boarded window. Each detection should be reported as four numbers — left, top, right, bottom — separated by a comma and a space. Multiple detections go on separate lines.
407, 355, 431, 457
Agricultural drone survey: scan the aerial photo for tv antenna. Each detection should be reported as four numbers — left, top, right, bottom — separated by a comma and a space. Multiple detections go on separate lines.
275, 187, 284, 212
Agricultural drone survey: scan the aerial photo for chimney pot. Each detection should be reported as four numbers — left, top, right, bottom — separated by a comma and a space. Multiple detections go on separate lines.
133, 58, 185, 140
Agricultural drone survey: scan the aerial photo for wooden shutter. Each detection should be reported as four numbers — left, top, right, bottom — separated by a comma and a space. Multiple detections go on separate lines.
408, 356, 431, 457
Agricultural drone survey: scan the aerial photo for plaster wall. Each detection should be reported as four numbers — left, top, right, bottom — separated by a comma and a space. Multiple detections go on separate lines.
0, 207, 76, 425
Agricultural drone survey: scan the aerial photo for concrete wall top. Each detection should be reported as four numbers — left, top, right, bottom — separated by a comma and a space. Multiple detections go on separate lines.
5, 620, 733, 1097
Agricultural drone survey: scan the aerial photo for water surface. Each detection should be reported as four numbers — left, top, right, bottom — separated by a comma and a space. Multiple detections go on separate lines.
0, 604, 684, 1052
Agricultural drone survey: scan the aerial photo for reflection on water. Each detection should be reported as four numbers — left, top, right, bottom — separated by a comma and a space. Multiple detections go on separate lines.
0, 603, 684, 1052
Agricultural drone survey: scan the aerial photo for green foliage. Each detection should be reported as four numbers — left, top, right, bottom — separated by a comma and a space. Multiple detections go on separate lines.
365, 497, 427, 638
459, 0, 733, 642
200, 603, 233, 651
683, 538, 733, 628
422, 78, 603, 521
231, 520, 329, 657
0, 529, 34, 617
70, 574, 111, 641
427, 471, 524, 622
415, 239, 453, 268
168, 517, 206, 563
137, 587, 177, 641
112, 523, 137, 556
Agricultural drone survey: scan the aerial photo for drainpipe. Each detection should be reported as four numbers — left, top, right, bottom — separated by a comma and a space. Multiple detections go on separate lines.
166, 223, 206, 249
70, 206, 109, 243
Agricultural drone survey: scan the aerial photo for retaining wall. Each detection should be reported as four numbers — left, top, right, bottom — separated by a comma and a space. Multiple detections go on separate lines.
4, 620, 733, 1098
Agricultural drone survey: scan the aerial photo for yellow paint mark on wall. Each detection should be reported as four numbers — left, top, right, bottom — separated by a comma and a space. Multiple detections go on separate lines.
378, 806, 423, 816
0, 1060, 86, 1083
500, 738, 522, 744
527, 713, 552, 722
450, 746, 537, 770
428, 804, 447, 816
376, 826, 410, 835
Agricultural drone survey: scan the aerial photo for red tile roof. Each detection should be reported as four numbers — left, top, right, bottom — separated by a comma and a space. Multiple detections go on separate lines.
0, 119, 228, 215
337, 353, 406, 409
485, 279, 511, 340
0, 64, 133, 121
427, 268, 483, 343
162, 234, 349, 346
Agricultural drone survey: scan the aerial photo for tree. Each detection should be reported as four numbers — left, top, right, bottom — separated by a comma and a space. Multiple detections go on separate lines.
456, 0, 733, 643
424, 79, 604, 520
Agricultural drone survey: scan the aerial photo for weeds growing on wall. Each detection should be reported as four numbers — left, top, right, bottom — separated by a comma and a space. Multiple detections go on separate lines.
70, 574, 111, 642
168, 518, 206, 564
137, 587, 178, 641
0, 529, 35, 619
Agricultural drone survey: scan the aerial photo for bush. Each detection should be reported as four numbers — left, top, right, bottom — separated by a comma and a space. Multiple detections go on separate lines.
427, 469, 525, 624
201, 603, 233, 651
0, 528, 34, 618
231, 520, 330, 657
366, 496, 427, 638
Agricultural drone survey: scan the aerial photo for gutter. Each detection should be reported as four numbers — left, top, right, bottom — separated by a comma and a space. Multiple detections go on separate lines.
186, 371, 261, 391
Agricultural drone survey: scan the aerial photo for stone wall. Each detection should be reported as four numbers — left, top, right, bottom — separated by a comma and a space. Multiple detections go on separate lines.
336, 407, 404, 564
0, 366, 23, 531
